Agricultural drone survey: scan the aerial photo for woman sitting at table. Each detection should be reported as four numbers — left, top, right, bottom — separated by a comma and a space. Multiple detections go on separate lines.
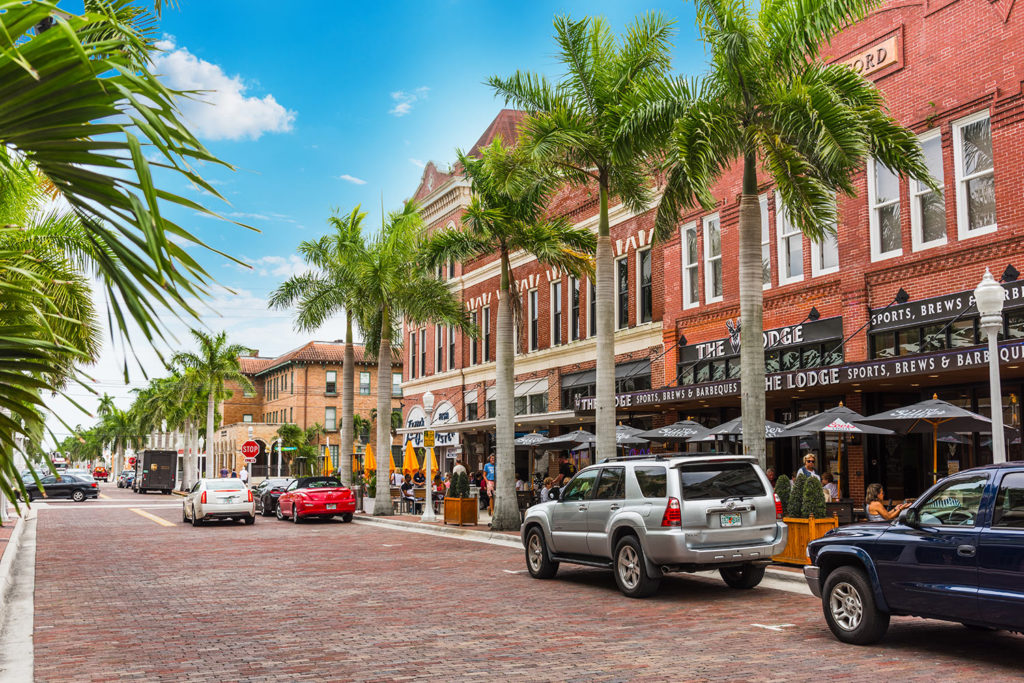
865, 483, 908, 522
432, 474, 444, 500
412, 469, 426, 486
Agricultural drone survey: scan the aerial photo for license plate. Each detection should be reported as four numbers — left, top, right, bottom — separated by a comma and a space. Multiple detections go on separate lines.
228, 496, 239, 503
720, 513, 742, 527
326, 503, 336, 510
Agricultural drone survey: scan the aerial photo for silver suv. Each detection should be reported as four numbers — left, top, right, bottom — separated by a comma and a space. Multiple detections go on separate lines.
521, 454, 787, 597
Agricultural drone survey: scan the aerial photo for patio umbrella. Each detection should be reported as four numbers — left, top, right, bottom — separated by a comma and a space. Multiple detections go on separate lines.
515, 432, 550, 491
704, 417, 808, 439
636, 420, 706, 443
424, 447, 439, 476
779, 405, 893, 498
542, 429, 596, 450
861, 396, 998, 484
363, 444, 376, 477
403, 440, 419, 475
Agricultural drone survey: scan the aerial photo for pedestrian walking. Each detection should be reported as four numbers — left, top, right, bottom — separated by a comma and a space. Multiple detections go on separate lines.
239, 466, 249, 485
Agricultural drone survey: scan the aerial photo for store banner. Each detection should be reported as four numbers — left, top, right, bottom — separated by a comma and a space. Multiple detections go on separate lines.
870, 281, 1024, 332
680, 317, 843, 362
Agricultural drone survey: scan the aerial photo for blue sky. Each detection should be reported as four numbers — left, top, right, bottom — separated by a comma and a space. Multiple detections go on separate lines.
48, 0, 709, 443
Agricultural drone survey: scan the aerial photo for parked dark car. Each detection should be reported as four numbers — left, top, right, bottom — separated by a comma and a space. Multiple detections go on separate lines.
19, 473, 99, 502
117, 470, 135, 488
804, 462, 1024, 644
254, 478, 293, 516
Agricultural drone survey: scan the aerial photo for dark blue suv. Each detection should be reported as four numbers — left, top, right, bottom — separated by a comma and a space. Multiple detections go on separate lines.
804, 462, 1024, 644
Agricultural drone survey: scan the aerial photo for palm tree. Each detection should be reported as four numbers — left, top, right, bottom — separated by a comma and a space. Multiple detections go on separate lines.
97, 407, 138, 480
420, 139, 595, 530
489, 13, 675, 467
172, 331, 254, 478
269, 207, 369, 487
621, 0, 934, 466
354, 202, 473, 514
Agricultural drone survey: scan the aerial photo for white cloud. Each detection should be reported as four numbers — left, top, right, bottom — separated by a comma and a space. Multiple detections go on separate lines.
336, 174, 367, 185
409, 158, 425, 168
389, 86, 429, 117
243, 254, 308, 279
228, 211, 270, 221
152, 37, 296, 141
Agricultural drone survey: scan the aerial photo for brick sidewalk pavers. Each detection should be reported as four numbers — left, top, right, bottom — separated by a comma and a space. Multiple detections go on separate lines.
28, 485, 1024, 682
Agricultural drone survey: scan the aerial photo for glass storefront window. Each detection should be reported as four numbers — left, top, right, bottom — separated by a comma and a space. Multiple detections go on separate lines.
765, 349, 780, 374
1007, 311, 1024, 339
782, 348, 800, 371
710, 360, 727, 381
823, 344, 842, 366
898, 327, 921, 355
921, 324, 947, 352
514, 396, 528, 415
696, 363, 710, 384
727, 359, 741, 378
871, 332, 896, 359
529, 393, 548, 414
678, 365, 695, 386
801, 345, 821, 369
950, 319, 977, 348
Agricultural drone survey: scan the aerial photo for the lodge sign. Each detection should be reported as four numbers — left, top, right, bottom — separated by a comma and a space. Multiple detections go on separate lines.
681, 317, 843, 362
577, 338, 1024, 413
870, 281, 1024, 332
841, 34, 899, 77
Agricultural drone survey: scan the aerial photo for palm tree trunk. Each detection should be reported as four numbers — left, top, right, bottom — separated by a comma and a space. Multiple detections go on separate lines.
374, 310, 393, 515
738, 154, 766, 468
205, 390, 216, 478
340, 312, 355, 487
116, 443, 124, 481
182, 420, 192, 488
595, 179, 616, 464
492, 253, 519, 530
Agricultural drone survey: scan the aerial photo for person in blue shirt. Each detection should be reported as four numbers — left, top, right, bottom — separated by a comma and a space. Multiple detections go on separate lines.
483, 454, 496, 499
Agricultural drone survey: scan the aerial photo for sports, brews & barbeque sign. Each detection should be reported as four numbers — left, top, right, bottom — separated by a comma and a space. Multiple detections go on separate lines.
870, 281, 1024, 332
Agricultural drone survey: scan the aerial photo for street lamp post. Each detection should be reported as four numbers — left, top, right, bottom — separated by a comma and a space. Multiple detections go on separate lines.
975, 268, 1006, 464
274, 438, 283, 477
421, 390, 436, 522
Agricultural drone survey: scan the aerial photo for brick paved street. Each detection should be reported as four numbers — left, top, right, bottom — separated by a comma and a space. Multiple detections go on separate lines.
18, 484, 1023, 681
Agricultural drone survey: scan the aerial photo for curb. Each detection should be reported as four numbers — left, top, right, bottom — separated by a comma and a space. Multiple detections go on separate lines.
765, 566, 807, 586
0, 509, 30, 629
352, 515, 522, 549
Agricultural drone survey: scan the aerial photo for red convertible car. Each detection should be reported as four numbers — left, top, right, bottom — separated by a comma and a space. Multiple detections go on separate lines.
276, 476, 356, 523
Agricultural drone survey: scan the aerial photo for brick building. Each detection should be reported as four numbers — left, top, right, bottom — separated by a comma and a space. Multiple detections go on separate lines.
402, 0, 1024, 500
214, 342, 403, 477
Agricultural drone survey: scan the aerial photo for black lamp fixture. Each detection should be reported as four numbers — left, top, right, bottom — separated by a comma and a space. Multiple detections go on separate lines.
1002, 264, 1019, 283
678, 333, 687, 347
895, 287, 910, 304
808, 306, 821, 321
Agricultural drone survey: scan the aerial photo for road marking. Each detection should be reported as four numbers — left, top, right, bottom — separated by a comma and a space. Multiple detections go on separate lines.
751, 623, 795, 632
381, 543, 402, 547
129, 508, 175, 527
503, 569, 526, 574
98, 493, 110, 500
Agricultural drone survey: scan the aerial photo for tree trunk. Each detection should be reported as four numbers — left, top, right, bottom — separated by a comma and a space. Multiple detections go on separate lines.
595, 180, 616, 464
116, 443, 124, 481
492, 253, 519, 530
340, 312, 355, 487
738, 154, 766, 468
205, 390, 216, 478
374, 311, 393, 515
182, 420, 193, 489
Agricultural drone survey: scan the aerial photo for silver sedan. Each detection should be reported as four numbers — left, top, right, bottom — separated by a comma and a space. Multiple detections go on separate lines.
182, 478, 255, 526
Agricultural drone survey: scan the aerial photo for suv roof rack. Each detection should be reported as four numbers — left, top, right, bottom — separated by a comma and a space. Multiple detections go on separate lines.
598, 454, 667, 463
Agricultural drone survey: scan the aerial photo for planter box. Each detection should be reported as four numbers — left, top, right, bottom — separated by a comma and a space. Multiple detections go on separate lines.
773, 516, 840, 565
444, 497, 478, 526
363, 496, 381, 515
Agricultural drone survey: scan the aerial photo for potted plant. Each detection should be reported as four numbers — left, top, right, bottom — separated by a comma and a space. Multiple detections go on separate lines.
443, 471, 477, 526
772, 473, 839, 565
363, 473, 378, 515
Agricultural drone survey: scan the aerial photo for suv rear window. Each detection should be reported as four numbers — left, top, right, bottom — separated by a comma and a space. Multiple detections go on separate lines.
679, 463, 765, 500
634, 466, 666, 498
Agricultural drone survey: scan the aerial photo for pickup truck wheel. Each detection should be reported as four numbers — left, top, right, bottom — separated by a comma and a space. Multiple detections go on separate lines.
823, 566, 889, 645
613, 535, 660, 598
720, 564, 766, 589
525, 528, 558, 579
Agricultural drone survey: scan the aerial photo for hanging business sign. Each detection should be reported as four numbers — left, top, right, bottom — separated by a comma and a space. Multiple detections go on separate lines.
680, 317, 843, 362
870, 281, 1024, 332
404, 402, 460, 448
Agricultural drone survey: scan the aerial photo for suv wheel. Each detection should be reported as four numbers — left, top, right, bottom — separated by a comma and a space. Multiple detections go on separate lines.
613, 535, 660, 598
822, 566, 889, 645
524, 528, 558, 579
720, 564, 766, 589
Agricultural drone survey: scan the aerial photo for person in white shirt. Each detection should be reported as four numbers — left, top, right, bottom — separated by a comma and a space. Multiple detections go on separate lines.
239, 466, 249, 485
390, 470, 404, 487
821, 472, 838, 501
539, 477, 554, 502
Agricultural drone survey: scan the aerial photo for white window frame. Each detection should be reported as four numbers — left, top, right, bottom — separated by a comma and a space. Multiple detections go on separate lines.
242, 414, 253, 423
703, 214, 723, 303
324, 407, 337, 431
550, 280, 562, 346
952, 110, 996, 239
419, 328, 426, 376
615, 256, 629, 329
470, 310, 478, 365
681, 221, 699, 308
636, 247, 652, 324
910, 128, 947, 251
867, 158, 903, 261
482, 307, 491, 362
811, 196, 840, 277
435, 323, 444, 372
776, 191, 805, 285
760, 194, 771, 290
392, 372, 402, 397
359, 371, 371, 395
569, 277, 580, 341
588, 280, 597, 337
448, 325, 456, 369
528, 288, 539, 351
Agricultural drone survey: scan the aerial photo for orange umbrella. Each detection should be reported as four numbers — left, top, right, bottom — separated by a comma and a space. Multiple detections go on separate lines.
389, 449, 397, 474
424, 447, 439, 474
363, 444, 376, 476
403, 440, 419, 475
352, 451, 361, 473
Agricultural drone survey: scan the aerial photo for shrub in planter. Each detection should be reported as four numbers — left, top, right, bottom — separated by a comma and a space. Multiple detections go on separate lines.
802, 475, 827, 519
774, 475, 791, 514
444, 472, 476, 526
788, 474, 807, 518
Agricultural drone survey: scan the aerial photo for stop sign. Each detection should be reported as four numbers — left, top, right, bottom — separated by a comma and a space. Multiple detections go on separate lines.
241, 440, 260, 458
128, 456, 136, 466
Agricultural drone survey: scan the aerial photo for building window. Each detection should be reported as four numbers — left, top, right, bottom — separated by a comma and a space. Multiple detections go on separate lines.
448, 260, 455, 279
681, 221, 699, 307
359, 371, 370, 395
869, 321, 979, 360
953, 110, 996, 238
243, 387, 255, 398
703, 215, 722, 303
435, 323, 444, 372
290, 407, 293, 423
325, 370, 337, 394
470, 311, 479, 365
529, 393, 548, 414
551, 280, 563, 346
514, 396, 528, 415
776, 192, 804, 283
570, 277, 580, 341
616, 257, 629, 329
589, 281, 597, 336
466, 401, 478, 421
410, 332, 417, 378
911, 129, 946, 250
486, 398, 496, 419
242, 414, 252, 423
811, 229, 839, 276
392, 372, 402, 397
528, 289, 539, 351
760, 194, 771, 289
448, 326, 456, 368
325, 407, 337, 431
482, 307, 491, 362
638, 248, 652, 323
419, 329, 426, 376
868, 158, 902, 259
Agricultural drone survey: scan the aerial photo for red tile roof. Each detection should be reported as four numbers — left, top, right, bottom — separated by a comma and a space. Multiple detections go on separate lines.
238, 356, 275, 374
241, 342, 400, 376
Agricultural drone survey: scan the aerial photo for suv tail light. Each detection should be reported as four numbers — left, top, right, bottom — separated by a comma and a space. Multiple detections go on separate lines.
247, 489, 253, 502
661, 497, 682, 527
200, 490, 207, 504
775, 493, 783, 520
